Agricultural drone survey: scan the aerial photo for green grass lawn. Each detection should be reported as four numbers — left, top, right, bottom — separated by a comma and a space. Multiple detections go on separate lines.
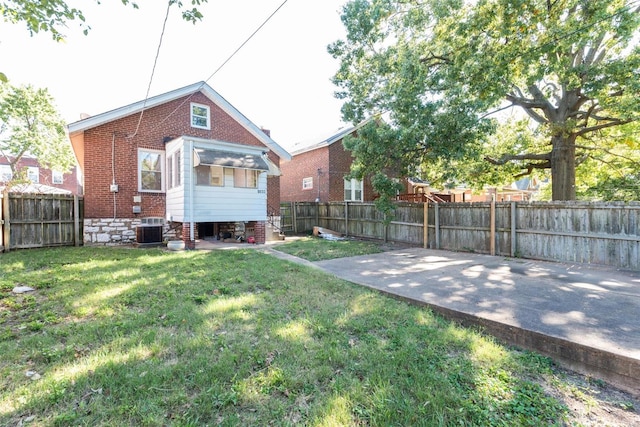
0, 246, 588, 425
274, 236, 384, 261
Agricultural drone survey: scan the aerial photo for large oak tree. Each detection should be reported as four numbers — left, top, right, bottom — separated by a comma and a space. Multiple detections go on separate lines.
330, 0, 640, 201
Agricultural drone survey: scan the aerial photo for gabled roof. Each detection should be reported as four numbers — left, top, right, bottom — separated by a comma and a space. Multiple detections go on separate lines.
67, 81, 291, 160
288, 118, 372, 156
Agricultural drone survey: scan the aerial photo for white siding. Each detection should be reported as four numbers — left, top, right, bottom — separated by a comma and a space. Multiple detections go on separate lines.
166, 137, 269, 223
192, 170, 267, 222
165, 139, 186, 222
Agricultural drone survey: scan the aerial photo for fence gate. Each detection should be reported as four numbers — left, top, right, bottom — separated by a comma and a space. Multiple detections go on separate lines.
1, 191, 83, 251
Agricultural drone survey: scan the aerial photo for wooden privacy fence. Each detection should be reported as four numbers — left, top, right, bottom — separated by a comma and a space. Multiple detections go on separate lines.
1, 191, 83, 251
281, 201, 640, 270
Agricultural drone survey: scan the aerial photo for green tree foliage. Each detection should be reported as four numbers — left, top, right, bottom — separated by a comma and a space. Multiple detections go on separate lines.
0, 84, 76, 182
330, 0, 640, 201
0, 0, 206, 41
0, 1, 208, 82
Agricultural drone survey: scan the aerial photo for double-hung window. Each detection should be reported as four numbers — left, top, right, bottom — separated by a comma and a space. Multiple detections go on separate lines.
302, 177, 313, 190
52, 170, 64, 184
191, 103, 210, 130
0, 165, 12, 182
138, 148, 165, 192
344, 178, 363, 201
27, 167, 39, 183
166, 149, 182, 190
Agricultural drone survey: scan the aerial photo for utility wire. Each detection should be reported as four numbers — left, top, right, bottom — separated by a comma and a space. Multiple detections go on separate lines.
127, 0, 173, 138
154, 0, 289, 129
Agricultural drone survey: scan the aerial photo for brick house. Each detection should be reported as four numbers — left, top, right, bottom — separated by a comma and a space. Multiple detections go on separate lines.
0, 154, 81, 195
67, 82, 290, 248
280, 121, 376, 203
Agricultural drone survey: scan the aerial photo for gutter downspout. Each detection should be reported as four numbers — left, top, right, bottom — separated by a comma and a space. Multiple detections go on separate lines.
189, 139, 195, 243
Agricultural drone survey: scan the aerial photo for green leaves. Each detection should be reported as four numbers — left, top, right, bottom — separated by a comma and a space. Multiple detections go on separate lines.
331, 0, 640, 201
0, 84, 76, 175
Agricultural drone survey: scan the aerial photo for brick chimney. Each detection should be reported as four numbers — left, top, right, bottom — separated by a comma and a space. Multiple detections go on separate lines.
261, 128, 271, 137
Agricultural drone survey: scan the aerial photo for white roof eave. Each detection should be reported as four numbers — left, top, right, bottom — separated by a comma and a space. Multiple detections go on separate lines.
67, 81, 291, 161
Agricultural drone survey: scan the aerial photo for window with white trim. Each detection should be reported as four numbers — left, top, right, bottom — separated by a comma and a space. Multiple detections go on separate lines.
344, 178, 363, 201
52, 170, 64, 184
167, 154, 174, 189
234, 168, 258, 188
138, 149, 165, 192
196, 165, 225, 186
191, 103, 210, 130
175, 150, 181, 187
27, 167, 39, 183
0, 165, 12, 182
302, 177, 313, 190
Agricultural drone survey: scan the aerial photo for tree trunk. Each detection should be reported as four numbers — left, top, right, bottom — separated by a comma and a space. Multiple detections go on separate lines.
550, 135, 576, 201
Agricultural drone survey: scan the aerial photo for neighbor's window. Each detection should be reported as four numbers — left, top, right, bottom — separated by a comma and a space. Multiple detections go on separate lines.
191, 103, 210, 130
234, 168, 258, 188
196, 165, 225, 186
27, 167, 39, 183
0, 165, 12, 182
344, 178, 363, 201
138, 149, 165, 192
52, 170, 64, 184
302, 177, 313, 190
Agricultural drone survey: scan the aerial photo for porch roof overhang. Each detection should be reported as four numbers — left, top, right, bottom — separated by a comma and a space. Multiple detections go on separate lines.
193, 148, 269, 171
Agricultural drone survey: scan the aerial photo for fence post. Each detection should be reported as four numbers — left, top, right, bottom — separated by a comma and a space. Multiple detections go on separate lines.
511, 201, 517, 257
434, 203, 440, 249
2, 190, 9, 252
490, 197, 496, 256
292, 202, 297, 234
345, 201, 349, 236
74, 195, 81, 247
423, 201, 428, 249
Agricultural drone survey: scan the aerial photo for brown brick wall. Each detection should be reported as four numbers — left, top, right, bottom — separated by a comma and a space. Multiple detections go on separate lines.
82, 93, 281, 219
280, 147, 329, 202
280, 136, 377, 203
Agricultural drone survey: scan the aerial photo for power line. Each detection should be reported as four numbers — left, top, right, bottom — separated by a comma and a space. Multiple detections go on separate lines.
128, 0, 173, 138
153, 0, 290, 129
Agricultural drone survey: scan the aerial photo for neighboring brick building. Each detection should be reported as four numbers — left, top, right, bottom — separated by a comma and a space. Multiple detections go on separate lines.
0, 154, 81, 195
280, 121, 376, 203
67, 82, 290, 247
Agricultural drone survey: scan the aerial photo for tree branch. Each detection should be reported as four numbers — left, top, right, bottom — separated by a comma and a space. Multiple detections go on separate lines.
576, 118, 634, 136
485, 152, 551, 165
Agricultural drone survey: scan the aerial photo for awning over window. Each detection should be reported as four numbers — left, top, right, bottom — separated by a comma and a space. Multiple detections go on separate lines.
193, 148, 269, 171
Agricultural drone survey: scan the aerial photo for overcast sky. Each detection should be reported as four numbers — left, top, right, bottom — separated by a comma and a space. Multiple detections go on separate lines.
0, 0, 349, 150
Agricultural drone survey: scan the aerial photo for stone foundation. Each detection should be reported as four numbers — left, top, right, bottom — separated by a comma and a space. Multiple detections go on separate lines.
84, 218, 177, 246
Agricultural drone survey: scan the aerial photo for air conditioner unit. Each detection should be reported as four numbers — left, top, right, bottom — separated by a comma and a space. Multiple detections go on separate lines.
136, 225, 163, 245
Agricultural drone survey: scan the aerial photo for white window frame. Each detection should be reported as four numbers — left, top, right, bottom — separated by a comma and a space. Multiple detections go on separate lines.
0, 165, 12, 182
344, 178, 363, 202
196, 165, 225, 187
175, 149, 182, 187
138, 148, 165, 193
27, 167, 39, 183
190, 102, 211, 130
302, 177, 313, 190
52, 170, 64, 184
233, 168, 258, 188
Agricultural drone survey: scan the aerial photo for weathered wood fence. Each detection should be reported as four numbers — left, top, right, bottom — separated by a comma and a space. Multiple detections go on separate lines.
1, 191, 83, 251
281, 201, 640, 270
